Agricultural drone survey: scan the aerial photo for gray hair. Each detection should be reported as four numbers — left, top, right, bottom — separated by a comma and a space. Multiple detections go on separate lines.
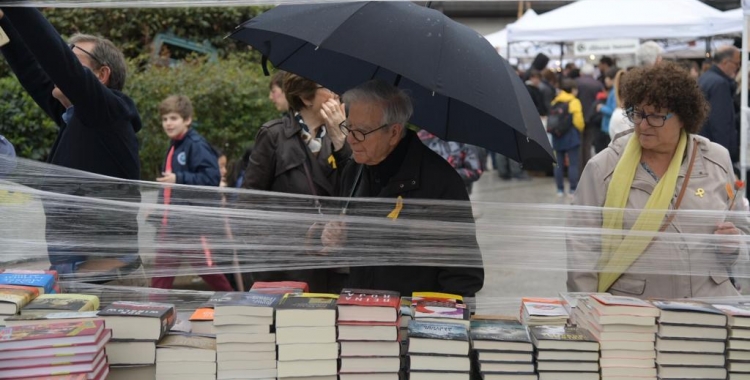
636, 41, 663, 67
580, 63, 595, 76
69, 33, 127, 91
714, 46, 739, 64
342, 80, 413, 135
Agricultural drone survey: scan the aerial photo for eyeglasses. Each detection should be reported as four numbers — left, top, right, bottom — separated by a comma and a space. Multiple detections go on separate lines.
69, 43, 107, 67
339, 120, 391, 142
625, 108, 673, 128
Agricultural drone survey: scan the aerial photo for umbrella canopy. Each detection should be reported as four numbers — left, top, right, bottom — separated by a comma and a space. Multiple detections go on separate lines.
229, 1, 553, 165
508, 0, 731, 43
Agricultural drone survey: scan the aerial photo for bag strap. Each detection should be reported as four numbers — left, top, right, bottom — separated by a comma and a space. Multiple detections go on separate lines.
659, 139, 699, 232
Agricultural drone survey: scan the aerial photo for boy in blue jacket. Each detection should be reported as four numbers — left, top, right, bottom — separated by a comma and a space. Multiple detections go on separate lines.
152, 95, 233, 291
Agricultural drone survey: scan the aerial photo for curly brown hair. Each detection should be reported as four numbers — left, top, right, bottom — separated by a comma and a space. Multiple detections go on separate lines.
620, 61, 709, 134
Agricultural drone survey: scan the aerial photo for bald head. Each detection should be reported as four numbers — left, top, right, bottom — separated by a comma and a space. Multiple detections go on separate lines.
714, 46, 741, 78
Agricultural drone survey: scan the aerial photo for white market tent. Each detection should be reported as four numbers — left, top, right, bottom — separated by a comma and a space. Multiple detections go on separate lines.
507, 0, 734, 43
484, 9, 567, 60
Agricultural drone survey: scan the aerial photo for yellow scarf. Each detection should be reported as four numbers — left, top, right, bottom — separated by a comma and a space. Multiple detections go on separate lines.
597, 131, 687, 292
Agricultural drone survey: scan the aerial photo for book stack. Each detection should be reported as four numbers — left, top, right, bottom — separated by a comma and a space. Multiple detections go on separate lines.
0, 270, 58, 294
21, 294, 99, 316
97, 301, 176, 379
559, 292, 610, 325
530, 325, 599, 380
651, 300, 727, 380
0, 285, 39, 325
399, 297, 413, 356
0, 319, 111, 379
276, 293, 339, 379
470, 316, 536, 380
712, 303, 750, 380
189, 306, 216, 335
576, 295, 658, 380
250, 281, 309, 294
156, 334, 217, 380
412, 297, 470, 327
5, 311, 101, 327
520, 297, 569, 326
407, 320, 471, 380
337, 289, 402, 380
213, 292, 280, 380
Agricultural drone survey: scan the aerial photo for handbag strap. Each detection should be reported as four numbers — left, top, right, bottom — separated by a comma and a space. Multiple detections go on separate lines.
659, 139, 699, 232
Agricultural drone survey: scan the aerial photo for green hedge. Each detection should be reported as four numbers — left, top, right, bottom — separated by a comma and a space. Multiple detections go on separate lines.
0, 53, 281, 180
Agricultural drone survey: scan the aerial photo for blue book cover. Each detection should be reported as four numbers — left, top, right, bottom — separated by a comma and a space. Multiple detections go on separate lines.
0, 273, 54, 294
470, 319, 531, 343
408, 320, 469, 341
208, 292, 283, 308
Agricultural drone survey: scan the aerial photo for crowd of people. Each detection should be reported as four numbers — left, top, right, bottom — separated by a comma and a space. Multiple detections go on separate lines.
0, 7, 748, 301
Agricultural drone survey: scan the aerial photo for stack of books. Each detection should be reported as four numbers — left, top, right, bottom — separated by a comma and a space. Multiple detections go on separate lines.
651, 300, 727, 380
97, 301, 176, 378
713, 303, 750, 380
530, 325, 599, 380
407, 320, 471, 380
0, 319, 111, 379
213, 292, 280, 380
470, 316, 536, 380
520, 298, 569, 326
576, 295, 658, 380
560, 292, 609, 325
0, 285, 39, 325
189, 306, 216, 335
0, 270, 58, 294
337, 289, 402, 380
250, 281, 309, 294
399, 297, 413, 356
275, 293, 339, 379
156, 334, 217, 380
412, 292, 470, 327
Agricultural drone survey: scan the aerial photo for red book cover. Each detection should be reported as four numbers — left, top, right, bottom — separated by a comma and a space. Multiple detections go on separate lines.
251, 281, 309, 293
0, 320, 105, 351
15, 375, 86, 380
338, 289, 400, 309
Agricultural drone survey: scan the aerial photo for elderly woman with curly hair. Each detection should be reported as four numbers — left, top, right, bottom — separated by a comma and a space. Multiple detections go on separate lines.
567, 61, 748, 299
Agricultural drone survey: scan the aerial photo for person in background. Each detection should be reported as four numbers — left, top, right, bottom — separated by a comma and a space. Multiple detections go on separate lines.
526, 69, 549, 117
151, 95, 234, 291
608, 69, 631, 141
0, 135, 16, 177
699, 46, 740, 163
227, 145, 253, 189
215, 147, 228, 188
268, 70, 289, 114
636, 41, 663, 67
563, 63, 578, 79
596, 67, 622, 151
550, 79, 585, 199
539, 68, 557, 114
576, 63, 605, 174
417, 130, 484, 194
598, 56, 614, 85
680, 60, 701, 79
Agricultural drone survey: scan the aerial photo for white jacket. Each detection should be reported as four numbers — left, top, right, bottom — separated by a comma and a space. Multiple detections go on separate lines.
608, 107, 632, 141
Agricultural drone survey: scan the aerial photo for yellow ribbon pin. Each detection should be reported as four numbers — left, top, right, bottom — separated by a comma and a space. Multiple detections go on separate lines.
387, 196, 404, 220
327, 155, 337, 169
695, 188, 705, 198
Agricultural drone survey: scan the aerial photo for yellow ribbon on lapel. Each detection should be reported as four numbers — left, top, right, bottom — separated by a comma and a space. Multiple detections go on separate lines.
327, 154, 337, 169
387, 196, 404, 220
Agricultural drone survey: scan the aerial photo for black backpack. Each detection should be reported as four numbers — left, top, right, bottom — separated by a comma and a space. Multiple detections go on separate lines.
547, 101, 574, 137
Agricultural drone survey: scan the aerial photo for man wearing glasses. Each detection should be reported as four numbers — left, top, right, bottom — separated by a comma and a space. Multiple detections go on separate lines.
0, 8, 144, 286
320, 79, 484, 298
698, 45, 740, 163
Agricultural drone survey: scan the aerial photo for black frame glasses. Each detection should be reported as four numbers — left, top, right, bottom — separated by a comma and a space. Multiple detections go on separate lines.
339, 120, 391, 142
69, 43, 107, 67
625, 108, 673, 128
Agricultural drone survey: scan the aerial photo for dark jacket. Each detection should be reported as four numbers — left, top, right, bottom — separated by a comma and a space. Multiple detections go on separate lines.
575, 75, 605, 123
699, 65, 739, 162
241, 114, 351, 292
0, 9, 141, 273
156, 128, 221, 213
336, 130, 485, 297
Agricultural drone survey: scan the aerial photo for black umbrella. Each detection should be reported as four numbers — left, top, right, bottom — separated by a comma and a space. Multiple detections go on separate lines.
229, 1, 553, 164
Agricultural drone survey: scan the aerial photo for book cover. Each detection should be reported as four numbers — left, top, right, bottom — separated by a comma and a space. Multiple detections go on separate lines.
1, 270, 59, 281
98, 301, 175, 338
5, 311, 100, 322
0, 320, 104, 342
23, 294, 99, 313
651, 300, 725, 314
559, 292, 609, 310
408, 320, 469, 341
211, 292, 283, 308
523, 301, 568, 317
414, 300, 470, 320
0, 274, 55, 294
0, 285, 39, 313
712, 303, 750, 316
411, 292, 463, 304
591, 294, 654, 308
470, 319, 530, 343
189, 307, 214, 321
529, 325, 597, 343
157, 333, 216, 350
277, 293, 338, 310
251, 281, 309, 293
401, 297, 414, 319
339, 289, 400, 308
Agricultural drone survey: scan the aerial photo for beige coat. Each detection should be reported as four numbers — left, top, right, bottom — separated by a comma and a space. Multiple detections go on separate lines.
567, 131, 748, 299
